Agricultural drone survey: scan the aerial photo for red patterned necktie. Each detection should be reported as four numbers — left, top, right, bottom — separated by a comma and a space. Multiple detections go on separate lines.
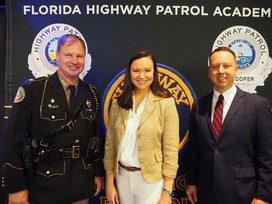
212, 94, 224, 140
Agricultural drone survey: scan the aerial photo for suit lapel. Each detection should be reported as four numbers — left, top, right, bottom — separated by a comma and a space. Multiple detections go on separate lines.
220, 88, 244, 137
138, 92, 157, 129
121, 107, 129, 130
204, 89, 245, 142
204, 92, 216, 139
120, 92, 158, 130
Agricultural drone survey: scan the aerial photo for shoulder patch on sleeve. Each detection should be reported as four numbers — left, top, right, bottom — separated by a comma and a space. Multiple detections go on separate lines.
14, 87, 26, 103
13, 78, 36, 103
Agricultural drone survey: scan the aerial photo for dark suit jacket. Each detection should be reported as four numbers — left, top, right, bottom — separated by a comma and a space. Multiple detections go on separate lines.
1, 72, 104, 204
186, 87, 272, 204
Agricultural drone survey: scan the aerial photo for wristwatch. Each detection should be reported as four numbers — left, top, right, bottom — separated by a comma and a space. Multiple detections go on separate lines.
162, 187, 174, 197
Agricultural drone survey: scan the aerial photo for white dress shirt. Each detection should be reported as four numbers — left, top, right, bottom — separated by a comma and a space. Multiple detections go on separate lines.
119, 94, 148, 168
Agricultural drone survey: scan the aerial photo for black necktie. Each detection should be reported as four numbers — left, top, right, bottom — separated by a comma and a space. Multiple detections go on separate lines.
212, 94, 224, 140
68, 85, 77, 114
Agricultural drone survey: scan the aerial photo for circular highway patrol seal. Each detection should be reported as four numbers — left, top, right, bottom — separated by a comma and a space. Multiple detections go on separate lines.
28, 23, 92, 79
101, 63, 197, 153
213, 25, 272, 93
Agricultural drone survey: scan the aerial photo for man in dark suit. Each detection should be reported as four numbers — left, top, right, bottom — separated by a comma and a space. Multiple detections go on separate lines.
1, 34, 104, 204
186, 46, 272, 204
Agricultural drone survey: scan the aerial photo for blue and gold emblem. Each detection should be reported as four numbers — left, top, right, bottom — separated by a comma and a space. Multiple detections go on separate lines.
14, 87, 26, 103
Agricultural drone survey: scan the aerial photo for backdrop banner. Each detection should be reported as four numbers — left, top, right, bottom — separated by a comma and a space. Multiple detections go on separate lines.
4, 0, 272, 203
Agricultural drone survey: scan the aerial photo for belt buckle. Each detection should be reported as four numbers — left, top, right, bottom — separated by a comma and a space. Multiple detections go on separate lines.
72, 145, 80, 159
67, 121, 74, 129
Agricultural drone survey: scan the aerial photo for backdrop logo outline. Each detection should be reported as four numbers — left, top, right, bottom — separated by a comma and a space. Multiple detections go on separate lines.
213, 25, 272, 93
28, 23, 92, 79
101, 63, 197, 153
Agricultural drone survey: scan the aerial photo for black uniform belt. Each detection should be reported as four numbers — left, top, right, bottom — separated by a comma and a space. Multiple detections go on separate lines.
118, 161, 141, 172
51, 145, 81, 159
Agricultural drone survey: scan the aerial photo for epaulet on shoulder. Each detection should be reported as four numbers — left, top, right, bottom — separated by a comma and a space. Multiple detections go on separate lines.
20, 79, 34, 87
31, 76, 48, 83
20, 76, 48, 87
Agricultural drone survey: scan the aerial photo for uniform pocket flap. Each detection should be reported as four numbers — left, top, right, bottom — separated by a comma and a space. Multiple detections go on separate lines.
36, 161, 66, 177
234, 166, 256, 178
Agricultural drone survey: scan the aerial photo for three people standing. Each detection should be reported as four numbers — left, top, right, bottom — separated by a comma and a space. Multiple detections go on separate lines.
2, 33, 272, 204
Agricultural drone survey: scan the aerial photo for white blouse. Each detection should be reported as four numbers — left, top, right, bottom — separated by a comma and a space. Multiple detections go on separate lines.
119, 94, 148, 168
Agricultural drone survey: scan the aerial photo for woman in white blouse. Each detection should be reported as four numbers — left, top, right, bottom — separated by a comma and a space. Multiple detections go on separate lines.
103, 50, 179, 204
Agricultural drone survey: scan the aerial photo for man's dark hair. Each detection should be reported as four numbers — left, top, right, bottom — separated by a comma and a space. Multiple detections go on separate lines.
209, 46, 236, 61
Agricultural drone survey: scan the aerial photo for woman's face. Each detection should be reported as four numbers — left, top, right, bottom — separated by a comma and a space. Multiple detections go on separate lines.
130, 56, 154, 93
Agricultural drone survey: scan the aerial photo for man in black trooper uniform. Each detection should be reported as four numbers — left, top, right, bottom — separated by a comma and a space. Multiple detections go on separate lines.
1, 34, 104, 204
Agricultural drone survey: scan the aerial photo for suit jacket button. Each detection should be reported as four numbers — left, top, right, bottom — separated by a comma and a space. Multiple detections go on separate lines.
214, 149, 219, 154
